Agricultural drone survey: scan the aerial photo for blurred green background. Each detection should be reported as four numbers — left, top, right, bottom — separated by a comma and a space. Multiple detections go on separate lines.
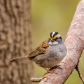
31, 0, 84, 84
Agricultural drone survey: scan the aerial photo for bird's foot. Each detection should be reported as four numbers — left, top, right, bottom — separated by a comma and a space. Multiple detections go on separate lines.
42, 67, 55, 75
44, 70, 55, 75
55, 65, 62, 69
50, 65, 62, 70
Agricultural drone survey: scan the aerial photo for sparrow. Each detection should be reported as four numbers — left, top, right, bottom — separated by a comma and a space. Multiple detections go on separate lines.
10, 32, 67, 72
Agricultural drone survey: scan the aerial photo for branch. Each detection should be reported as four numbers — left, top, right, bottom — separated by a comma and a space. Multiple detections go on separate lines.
75, 62, 84, 83
30, 77, 43, 82
39, 0, 84, 84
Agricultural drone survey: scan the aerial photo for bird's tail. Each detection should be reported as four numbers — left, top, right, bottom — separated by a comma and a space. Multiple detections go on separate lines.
10, 55, 29, 62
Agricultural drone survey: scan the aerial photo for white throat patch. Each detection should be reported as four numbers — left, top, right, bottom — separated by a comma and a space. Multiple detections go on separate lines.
49, 41, 58, 45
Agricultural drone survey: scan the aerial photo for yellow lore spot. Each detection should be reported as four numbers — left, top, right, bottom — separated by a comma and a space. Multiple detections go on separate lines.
53, 36, 57, 39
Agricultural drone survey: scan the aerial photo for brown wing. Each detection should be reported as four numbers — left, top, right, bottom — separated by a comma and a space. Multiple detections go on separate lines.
28, 40, 49, 60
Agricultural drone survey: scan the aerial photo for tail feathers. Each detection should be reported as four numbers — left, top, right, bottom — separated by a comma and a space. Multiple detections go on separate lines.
10, 55, 29, 62
29, 56, 36, 60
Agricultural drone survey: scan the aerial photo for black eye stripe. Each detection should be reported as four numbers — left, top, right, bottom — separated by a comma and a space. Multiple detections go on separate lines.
55, 32, 58, 35
59, 37, 62, 39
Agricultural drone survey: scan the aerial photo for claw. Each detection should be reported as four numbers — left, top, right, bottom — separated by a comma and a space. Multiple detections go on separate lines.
42, 67, 54, 75
55, 65, 62, 69
50, 65, 62, 70
44, 70, 54, 75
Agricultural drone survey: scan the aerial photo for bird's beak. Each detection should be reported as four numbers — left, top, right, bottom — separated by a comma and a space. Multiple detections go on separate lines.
51, 39, 54, 42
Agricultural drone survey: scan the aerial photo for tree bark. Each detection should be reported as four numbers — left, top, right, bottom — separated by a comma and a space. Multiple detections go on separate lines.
39, 0, 84, 84
0, 0, 34, 84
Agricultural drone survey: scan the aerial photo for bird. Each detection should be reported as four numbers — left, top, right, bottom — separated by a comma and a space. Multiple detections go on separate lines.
10, 32, 67, 72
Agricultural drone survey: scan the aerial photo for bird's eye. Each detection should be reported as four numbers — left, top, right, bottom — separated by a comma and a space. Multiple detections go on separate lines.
53, 36, 57, 39
49, 36, 51, 39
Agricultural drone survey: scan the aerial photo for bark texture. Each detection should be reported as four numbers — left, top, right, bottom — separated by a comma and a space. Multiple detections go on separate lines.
0, 0, 34, 84
39, 0, 84, 84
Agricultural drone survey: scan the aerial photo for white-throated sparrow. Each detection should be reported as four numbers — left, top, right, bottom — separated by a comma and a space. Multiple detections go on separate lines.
10, 32, 67, 72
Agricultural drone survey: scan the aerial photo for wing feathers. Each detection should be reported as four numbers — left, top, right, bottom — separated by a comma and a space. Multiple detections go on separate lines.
28, 40, 49, 60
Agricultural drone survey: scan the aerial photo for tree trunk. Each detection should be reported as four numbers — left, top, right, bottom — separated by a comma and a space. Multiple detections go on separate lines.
0, 0, 34, 84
